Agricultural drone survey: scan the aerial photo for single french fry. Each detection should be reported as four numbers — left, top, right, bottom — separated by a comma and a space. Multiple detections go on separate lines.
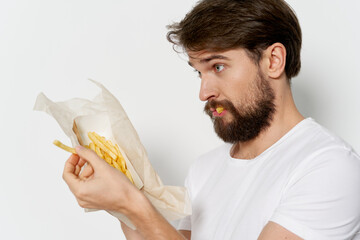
89, 142, 96, 151
53, 140, 76, 154
216, 107, 224, 114
112, 160, 122, 172
118, 157, 126, 171
115, 144, 121, 155
106, 139, 118, 155
95, 145, 104, 159
104, 154, 113, 165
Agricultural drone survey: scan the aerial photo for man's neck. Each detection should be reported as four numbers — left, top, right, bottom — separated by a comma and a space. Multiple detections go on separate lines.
231, 87, 304, 160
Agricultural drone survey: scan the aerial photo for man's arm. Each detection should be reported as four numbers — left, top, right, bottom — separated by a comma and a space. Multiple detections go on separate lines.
258, 222, 303, 240
120, 222, 144, 240
124, 192, 185, 239
179, 230, 191, 239
121, 222, 191, 240
62, 146, 186, 240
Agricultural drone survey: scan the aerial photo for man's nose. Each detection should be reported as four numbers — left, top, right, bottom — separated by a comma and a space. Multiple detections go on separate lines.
199, 75, 218, 101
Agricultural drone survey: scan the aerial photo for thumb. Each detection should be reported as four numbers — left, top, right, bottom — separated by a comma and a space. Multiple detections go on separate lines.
75, 145, 105, 169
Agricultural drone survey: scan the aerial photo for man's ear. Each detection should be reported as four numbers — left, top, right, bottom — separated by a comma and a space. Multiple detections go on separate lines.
261, 43, 286, 79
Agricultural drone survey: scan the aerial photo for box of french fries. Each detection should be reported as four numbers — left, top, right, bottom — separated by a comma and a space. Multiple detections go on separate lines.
34, 79, 191, 229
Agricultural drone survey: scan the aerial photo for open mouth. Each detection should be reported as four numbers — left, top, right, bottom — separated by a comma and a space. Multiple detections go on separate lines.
212, 106, 227, 117
216, 107, 224, 114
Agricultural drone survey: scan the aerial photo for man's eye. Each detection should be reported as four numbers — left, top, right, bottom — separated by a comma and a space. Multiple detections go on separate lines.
214, 64, 224, 72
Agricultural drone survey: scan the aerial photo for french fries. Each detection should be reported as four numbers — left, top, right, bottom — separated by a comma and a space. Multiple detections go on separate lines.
53, 133, 134, 184
53, 140, 76, 154
216, 107, 224, 114
86, 132, 134, 184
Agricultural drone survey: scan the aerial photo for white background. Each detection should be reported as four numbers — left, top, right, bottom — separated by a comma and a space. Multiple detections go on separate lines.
0, 0, 359, 239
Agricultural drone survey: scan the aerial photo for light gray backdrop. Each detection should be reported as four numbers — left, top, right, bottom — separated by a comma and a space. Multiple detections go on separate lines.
0, 0, 359, 239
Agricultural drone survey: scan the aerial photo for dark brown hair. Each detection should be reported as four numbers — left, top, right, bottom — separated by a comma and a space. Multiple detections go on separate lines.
167, 0, 302, 80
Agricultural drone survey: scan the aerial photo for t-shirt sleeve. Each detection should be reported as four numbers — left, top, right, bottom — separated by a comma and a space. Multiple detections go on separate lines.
270, 149, 360, 240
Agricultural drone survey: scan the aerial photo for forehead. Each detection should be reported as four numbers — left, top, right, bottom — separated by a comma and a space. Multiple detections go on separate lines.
187, 48, 249, 66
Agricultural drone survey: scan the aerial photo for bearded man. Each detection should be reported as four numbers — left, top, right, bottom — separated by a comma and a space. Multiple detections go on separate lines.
62, 0, 360, 239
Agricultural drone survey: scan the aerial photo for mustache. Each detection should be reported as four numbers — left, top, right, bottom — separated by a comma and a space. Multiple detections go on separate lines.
204, 99, 238, 115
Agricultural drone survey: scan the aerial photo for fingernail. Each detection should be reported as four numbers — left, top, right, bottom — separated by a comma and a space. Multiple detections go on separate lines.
75, 145, 84, 152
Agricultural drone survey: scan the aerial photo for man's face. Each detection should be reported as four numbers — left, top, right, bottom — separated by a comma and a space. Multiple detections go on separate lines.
187, 48, 276, 143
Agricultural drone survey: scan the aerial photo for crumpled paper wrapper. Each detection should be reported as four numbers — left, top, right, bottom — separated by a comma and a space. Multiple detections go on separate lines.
33, 79, 191, 229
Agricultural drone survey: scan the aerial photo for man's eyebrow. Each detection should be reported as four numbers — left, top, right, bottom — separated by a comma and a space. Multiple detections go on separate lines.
201, 55, 229, 63
188, 54, 229, 67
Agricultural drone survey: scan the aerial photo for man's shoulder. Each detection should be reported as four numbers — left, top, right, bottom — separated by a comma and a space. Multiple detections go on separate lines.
285, 118, 360, 180
309, 119, 358, 155
287, 118, 358, 159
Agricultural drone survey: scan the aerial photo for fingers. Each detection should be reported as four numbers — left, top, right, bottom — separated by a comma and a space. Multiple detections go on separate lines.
75, 157, 88, 176
63, 154, 81, 188
79, 163, 94, 179
75, 145, 104, 168
63, 154, 80, 175
75, 165, 81, 176
78, 157, 87, 168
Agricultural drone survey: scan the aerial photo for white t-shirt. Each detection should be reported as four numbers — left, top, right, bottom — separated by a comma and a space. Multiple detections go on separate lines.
178, 118, 360, 240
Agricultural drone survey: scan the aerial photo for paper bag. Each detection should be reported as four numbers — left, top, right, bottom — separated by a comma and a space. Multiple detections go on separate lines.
33, 79, 191, 229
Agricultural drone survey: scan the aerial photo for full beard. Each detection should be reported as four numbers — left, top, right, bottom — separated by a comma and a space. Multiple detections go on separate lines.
204, 71, 276, 143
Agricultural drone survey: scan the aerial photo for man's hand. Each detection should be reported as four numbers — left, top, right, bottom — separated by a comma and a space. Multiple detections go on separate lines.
62, 145, 139, 214
62, 146, 186, 240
